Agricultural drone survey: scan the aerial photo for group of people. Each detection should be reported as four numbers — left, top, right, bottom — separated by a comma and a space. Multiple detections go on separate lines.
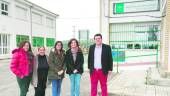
10, 34, 113, 96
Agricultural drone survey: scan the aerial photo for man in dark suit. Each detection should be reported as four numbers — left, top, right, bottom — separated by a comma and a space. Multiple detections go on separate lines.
88, 33, 113, 96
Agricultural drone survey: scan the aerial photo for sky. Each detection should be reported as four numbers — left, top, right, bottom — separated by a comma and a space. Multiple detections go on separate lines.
28, 0, 100, 40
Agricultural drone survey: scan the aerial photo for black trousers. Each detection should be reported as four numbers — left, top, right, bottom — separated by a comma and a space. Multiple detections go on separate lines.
34, 68, 48, 96
17, 74, 32, 96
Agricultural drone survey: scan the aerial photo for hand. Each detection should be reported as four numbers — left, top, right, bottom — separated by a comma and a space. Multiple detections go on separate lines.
73, 69, 78, 73
58, 70, 64, 75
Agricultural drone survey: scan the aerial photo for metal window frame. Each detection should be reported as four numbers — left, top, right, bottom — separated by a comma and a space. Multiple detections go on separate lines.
0, 34, 10, 54
109, 22, 161, 50
1, 1, 9, 15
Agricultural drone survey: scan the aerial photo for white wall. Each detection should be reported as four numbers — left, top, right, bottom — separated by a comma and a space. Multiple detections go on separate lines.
99, 0, 109, 43
109, 12, 161, 23
100, 0, 161, 44
0, 0, 57, 59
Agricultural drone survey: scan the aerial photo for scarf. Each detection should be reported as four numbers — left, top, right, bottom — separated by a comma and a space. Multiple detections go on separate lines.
71, 47, 78, 63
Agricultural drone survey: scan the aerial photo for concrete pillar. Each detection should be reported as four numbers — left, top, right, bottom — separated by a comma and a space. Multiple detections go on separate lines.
161, 0, 170, 74
99, 0, 110, 44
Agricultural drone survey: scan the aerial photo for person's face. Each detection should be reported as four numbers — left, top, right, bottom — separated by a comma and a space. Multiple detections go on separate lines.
71, 40, 77, 48
38, 47, 45, 56
23, 43, 29, 52
94, 36, 102, 45
56, 43, 62, 50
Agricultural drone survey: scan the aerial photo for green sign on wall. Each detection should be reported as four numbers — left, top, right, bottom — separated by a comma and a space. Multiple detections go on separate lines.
114, 1, 159, 14
32, 37, 44, 47
46, 38, 55, 47
16, 35, 29, 47
115, 3, 124, 13
112, 51, 125, 62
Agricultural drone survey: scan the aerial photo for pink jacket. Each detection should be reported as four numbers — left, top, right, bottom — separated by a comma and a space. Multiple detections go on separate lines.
10, 48, 33, 78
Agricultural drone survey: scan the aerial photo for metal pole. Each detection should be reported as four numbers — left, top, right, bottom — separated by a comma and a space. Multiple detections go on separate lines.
156, 45, 159, 68
78, 30, 80, 43
72, 26, 76, 38
30, 6, 33, 44
87, 30, 89, 49
117, 48, 119, 73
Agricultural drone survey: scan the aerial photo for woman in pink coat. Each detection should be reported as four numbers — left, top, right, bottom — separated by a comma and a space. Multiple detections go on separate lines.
10, 41, 34, 96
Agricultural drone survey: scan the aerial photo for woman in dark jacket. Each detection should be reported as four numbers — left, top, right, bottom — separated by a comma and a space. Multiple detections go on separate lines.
32, 47, 49, 96
48, 41, 65, 96
65, 38, 84, 96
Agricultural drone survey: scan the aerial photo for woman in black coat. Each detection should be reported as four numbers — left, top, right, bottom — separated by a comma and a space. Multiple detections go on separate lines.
65, 38, 84, 96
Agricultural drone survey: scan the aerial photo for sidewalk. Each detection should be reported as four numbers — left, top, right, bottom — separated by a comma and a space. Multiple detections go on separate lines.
1, 59, 170, 96
0, 59, 89, 96
105, 70, 170, 96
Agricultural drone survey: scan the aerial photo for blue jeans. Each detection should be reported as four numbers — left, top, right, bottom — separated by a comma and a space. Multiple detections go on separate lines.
69, 74, 81, 96
52, 79, 62, 96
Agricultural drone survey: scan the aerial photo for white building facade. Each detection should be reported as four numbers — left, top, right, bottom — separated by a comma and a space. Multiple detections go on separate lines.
0, 0, 58, 59
100, 0, 162, 66
100, 0, 161, 44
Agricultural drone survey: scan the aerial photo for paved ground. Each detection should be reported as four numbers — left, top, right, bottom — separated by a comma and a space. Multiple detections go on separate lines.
106, 70, 170, 96
1, 59, 170, 96
0, 59, 91, 96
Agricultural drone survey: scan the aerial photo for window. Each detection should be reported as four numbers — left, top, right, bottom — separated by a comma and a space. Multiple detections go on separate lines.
109, 22, 160, 50
32, 12, 42, 24
148, 25, 159, 41
142, 44, 158, 49
134, 44, 141, 49
1, 2, 8, 16
127, 44, 133, 49
16, 35, 29, 47
32, 37, 44, 47
46, 17, 53, 28
0, 34, 10, 54
15, 6, 27, 20
46, 38, 55, 47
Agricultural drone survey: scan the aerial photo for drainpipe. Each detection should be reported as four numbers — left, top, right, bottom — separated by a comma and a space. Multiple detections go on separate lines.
55, 17, 57, 41
30, 6, 33, 44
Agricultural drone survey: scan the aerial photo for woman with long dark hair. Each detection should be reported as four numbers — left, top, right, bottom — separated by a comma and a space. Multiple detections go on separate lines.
48, 41, 66, 96
65, 38, 84, 96
10, 41, 34, 96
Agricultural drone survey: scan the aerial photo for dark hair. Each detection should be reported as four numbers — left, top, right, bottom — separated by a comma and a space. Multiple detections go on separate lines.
38, 46, 45, 51
68, 38, 80, 49
54, 41, 63, 51
94, 33, 102, 39
19, 41, 32, 52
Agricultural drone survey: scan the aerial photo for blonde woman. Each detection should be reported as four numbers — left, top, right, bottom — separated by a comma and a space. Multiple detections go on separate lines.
32, 47, 49, 96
